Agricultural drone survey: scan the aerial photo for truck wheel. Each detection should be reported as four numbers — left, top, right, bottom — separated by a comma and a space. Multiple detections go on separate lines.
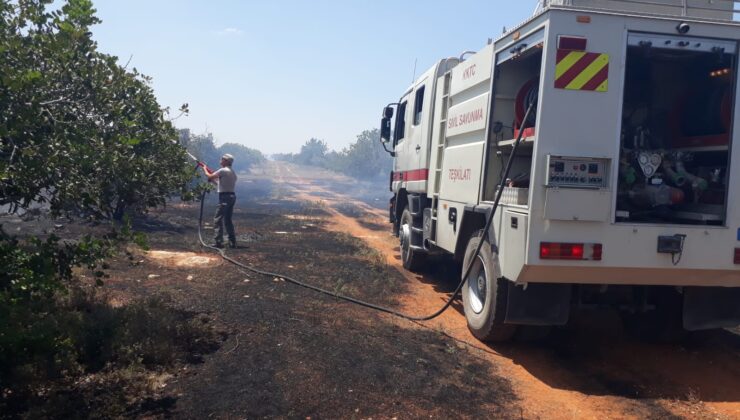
461, 229, 517, 342
399, 207, 425, 271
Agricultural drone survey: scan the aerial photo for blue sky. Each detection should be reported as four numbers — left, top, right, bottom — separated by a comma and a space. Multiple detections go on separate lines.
90, 1, 536, 155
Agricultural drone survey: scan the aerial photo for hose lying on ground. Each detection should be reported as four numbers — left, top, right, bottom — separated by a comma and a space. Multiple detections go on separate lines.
197, 101, 536, 322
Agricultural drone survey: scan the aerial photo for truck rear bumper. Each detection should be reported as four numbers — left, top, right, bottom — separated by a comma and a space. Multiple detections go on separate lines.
519, 265, 740, 287
512, 268, 740, 330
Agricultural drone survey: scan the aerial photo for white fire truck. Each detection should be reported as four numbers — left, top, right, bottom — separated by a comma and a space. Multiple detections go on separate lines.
379, 0, 740, 341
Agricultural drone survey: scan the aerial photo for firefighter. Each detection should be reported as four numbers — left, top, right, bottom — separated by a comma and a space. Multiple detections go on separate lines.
202, 154, 238, 248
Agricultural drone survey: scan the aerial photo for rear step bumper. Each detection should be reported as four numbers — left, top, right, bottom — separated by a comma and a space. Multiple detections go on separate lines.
519, 265, 740, 287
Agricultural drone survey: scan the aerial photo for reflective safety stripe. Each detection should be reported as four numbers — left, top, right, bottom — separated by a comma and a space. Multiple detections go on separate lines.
392, 169, 429, 182
555, 49, 609, 92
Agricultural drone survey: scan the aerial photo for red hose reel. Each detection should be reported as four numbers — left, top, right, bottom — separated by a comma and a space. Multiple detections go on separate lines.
514, 78, 539, 137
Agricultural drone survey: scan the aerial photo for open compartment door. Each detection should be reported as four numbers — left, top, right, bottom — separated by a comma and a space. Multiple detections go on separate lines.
616, 33, 737, 226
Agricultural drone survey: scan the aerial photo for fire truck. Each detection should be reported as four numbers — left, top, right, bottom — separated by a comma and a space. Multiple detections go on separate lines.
379, 0, 740, 341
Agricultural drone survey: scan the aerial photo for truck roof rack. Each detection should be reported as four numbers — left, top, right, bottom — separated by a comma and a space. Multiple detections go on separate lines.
538, 0, 739, 21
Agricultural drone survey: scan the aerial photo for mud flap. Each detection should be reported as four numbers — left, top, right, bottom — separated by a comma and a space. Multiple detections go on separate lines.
408, 195, 422, 216
683, 287, 740, 331
406, 195, 427, 249
423, 208, 433, 246
389, 196, 396, 224
505, 283, 572, 326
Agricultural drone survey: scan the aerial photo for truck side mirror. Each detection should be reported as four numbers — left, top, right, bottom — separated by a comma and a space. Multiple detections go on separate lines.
380, 117, 392, 143
379, 104, 396, 157
384, 106, 394, 119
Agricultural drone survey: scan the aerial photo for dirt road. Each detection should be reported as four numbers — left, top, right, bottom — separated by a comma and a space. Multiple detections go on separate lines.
100, 161, 738, 419
262, 161, 740, 420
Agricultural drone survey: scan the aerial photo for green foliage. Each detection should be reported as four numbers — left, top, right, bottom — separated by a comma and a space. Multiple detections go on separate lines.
0, 228, 108, 300
338, 129, 392, 179
180, 129, 266, 173
275, 129, 392, 180
0, 228, 111, 393
0, 2, 213, 413
218, 142, 266, 172
0, 0, 195, 220
294, 138, 330, 167
180, 130, 221, 169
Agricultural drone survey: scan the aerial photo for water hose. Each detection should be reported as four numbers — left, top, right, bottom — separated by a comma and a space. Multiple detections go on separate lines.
196, 100, 536, 322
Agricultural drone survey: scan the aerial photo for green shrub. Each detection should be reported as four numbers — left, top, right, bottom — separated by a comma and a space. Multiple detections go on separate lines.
0, 228, 109, 384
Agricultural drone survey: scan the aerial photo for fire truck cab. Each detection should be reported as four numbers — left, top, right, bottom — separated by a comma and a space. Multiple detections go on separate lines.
380, 0, 740, 341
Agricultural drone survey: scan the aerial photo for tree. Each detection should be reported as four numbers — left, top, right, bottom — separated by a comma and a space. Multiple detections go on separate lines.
324, 150, 347, 174
340, 129, 391, 179
217, 142, 266, 173
0, 0, 199, 398
295, 138, 329, 167
0, 0, 194, 220
277, 130, 392, 180
182, 130, 220, 169
181, 130, 266, 174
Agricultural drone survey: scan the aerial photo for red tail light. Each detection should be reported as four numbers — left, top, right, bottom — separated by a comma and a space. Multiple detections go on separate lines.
734, 248, 740, 264
570, 244, 584, 259
592, 244, 603, 261
540, 242, 602, 261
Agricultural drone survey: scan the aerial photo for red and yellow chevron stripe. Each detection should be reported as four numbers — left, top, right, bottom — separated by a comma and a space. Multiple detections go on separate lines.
555, 49, 609, 92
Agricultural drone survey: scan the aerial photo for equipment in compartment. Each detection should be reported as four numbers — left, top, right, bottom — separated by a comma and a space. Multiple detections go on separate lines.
617, 146, 725, 222
491, 44, 543, 144
627, 184, 685, 208
485, 42, 542, 202
514, 78, 539, 138
616, 36, 735, 225
498, 186, 529, 205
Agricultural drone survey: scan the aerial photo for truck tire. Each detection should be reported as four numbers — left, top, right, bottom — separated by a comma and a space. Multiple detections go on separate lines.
461, 229, 517, 342
399, 207, 425, 271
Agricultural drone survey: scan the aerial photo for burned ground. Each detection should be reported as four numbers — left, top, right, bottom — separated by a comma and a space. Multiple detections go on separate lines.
3, 161, 739, 419
89, 170, 519, 418
261, 162, 740, 420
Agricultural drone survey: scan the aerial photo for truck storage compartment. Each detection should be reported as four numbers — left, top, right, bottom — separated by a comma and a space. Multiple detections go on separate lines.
483, 34, 544, 204
616, 33, 737, 226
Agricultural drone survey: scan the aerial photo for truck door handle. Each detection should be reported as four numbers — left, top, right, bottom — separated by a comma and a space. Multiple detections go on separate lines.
415, 145, 421, 151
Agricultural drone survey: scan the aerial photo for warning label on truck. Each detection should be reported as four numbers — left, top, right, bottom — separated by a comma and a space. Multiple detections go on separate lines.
554, 50, 609, 92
